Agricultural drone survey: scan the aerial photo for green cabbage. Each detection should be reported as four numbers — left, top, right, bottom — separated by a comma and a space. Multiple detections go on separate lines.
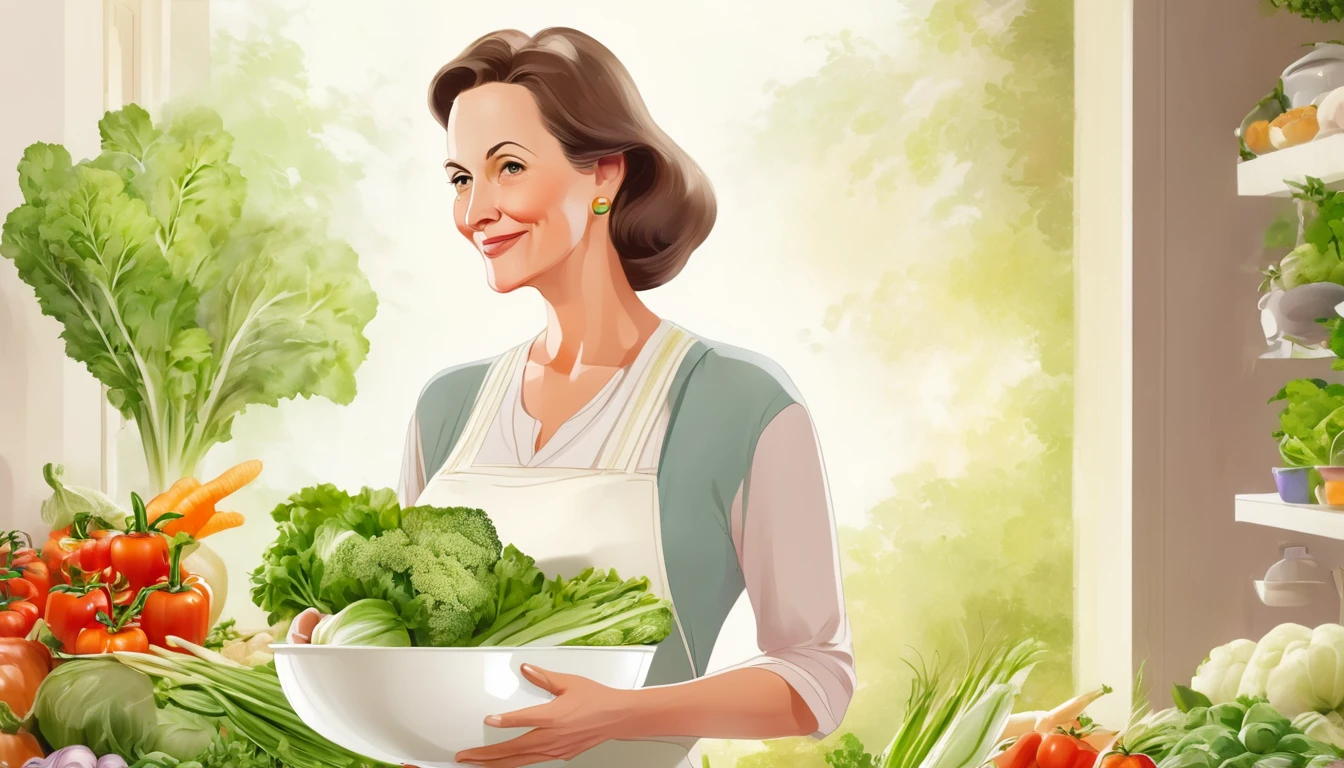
143, 706, 218, 761
311, 599, 411, 647
33, 659, 158, 757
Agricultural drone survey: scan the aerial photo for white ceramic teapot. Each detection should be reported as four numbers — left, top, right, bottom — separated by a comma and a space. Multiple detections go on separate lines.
1283, 43, 1344, 108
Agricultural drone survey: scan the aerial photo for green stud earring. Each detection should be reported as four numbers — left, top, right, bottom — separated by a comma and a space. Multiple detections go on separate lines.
592, 196, 611, 215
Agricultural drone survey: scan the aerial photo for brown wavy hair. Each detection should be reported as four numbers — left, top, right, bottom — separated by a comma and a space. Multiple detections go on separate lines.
428, 28, 717, 291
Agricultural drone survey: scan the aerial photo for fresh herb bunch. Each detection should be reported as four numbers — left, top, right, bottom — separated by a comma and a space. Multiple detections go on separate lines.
1271, 0, 1344, 22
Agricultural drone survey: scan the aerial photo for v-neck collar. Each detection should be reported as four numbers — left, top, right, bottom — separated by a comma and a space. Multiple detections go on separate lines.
507, 321, 671, 467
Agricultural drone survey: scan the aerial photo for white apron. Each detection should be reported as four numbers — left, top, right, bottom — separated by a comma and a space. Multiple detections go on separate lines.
415, 326, 701, 768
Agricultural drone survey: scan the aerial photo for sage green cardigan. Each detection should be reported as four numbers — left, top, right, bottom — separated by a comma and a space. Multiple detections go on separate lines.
413, 338, 799, 685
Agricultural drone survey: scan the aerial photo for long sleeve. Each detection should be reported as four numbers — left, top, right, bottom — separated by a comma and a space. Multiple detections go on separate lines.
398, 411, 427, 509
725, 402, 855, 738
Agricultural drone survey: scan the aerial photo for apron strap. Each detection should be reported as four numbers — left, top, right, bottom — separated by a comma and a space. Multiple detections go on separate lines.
598, 326, 697, 474
438, 340, 530, 474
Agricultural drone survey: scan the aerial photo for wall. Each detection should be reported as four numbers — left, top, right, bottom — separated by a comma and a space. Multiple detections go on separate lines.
1131, 0, 1344, 701
0, 1, 106, 535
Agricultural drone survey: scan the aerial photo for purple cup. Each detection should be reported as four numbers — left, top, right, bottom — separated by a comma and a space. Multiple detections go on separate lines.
1274, 467, 1312, 504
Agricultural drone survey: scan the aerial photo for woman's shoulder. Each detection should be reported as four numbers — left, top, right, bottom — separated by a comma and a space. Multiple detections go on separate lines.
415, 355, 496, 422
677, 332, 804, 412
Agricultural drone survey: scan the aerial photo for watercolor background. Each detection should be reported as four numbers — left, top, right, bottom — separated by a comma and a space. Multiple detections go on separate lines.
95, 0, 1076, 763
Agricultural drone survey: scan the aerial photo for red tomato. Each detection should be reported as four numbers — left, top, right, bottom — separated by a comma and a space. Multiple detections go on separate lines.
0, 601, 37, 638
1071, 748, 1100, 768
1038, 734, 1088, 768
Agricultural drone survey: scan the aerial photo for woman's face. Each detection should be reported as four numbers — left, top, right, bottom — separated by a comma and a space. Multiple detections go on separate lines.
445, 82, 617, 294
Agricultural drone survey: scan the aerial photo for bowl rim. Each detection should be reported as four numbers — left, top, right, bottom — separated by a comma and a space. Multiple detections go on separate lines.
271, 643, 659, 653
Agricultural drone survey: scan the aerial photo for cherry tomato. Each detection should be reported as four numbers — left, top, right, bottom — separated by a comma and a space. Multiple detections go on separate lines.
1038, 733, 1088, 768
0, 600, 38, 638
74, 625, 148, 655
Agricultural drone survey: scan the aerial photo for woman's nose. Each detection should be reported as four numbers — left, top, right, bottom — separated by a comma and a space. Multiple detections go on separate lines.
465, 185, 500, 231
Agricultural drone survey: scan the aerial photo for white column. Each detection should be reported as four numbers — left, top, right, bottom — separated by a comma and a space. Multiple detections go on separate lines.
1074, 0, 1135, 727
0, 1, 107, 536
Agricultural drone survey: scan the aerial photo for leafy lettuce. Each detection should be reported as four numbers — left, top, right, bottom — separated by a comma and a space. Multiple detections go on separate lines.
0, 105, 378, 490
1269, 379, 1344, 467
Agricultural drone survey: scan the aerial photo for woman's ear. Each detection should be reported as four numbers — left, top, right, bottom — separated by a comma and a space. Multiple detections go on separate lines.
594, 154, 626, 193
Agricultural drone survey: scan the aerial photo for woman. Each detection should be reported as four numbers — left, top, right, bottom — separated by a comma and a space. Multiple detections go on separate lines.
295, 27, 854, 768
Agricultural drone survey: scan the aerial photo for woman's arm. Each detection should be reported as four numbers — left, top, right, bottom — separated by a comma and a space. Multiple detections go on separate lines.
398, 411, 427, 508
453, 403, 853, 765
621, 401, 854, 740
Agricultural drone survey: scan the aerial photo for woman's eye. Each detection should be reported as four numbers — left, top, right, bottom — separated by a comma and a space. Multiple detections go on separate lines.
451, 175, 471, 189
502, 161, 525, 175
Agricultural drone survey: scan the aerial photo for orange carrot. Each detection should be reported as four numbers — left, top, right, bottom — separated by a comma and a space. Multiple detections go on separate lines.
148, 477, 200, 522
194, 512, 245, 539
163, 461, 262, 537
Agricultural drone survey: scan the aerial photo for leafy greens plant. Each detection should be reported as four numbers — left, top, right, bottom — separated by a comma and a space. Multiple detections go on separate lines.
1269, 0, 1344, 22
0, 105, 378, 492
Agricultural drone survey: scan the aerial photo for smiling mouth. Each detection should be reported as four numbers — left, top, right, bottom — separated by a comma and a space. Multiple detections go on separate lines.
479, 231, 526, 258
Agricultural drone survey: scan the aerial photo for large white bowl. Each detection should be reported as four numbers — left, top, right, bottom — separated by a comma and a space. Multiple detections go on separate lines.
272, 644, 656, 768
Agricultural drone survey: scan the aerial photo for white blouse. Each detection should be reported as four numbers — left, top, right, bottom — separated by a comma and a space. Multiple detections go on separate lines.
398, 328, 855, 737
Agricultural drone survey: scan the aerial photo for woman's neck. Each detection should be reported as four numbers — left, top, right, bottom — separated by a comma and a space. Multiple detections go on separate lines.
530, 237, 661, 374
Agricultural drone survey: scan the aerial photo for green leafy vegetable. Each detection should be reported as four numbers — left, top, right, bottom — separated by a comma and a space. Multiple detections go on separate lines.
109, 647, 390, 768
203, 618, 239, 651
32, 658, 158, 757
0, 105, 378, 491
1269, 0, 1344, 22
826, 733, 877, 768
311, 599, 411, 647
873, 637, 1044, 768
143, 706, 218, 761
1176, 685, 1216, 713
1264, 625, 1344, 718
1292, 711, 1344, 750
1268, 379, 1344, 468
249, 484, 401, 622
39, 463, 126, 531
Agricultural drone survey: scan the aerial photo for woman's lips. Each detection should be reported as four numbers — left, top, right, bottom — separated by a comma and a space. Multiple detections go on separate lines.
480, 231, 526, 258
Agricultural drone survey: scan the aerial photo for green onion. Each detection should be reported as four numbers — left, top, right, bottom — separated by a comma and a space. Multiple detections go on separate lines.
109, 650, 390, 768
878, 637, 1045, 768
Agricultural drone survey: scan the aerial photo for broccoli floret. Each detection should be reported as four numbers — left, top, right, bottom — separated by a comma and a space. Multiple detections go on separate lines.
400, 506, 500, 576
321, 514, 501, 646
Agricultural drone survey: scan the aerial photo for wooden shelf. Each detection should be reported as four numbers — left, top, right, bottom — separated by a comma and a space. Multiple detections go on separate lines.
1238, 133, 1344, 197
1236, 493, 1344, 539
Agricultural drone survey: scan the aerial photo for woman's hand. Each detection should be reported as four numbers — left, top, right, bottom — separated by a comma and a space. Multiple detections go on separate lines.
450, 664, 635, 768
286, 608, 325, 644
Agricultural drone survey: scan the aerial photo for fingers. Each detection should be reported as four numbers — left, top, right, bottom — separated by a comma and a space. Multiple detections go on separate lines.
457, 753, 554, 768
484, 701, 555, 729
456, 729, 554, 764
518, 663, 567, 694
287, 608, 324, 644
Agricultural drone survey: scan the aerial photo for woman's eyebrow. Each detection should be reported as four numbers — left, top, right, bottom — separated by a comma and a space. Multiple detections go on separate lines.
443, 160, 467, 172
487, 141, 529, 158
444, 141, 529, 171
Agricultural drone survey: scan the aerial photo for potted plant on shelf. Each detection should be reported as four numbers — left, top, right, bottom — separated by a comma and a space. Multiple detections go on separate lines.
1258, 177, 1344, 357
0, 104, 379, 606
1269, 378, 1344, 504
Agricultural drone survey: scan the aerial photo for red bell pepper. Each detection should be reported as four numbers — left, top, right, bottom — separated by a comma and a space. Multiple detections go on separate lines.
141, 534, 209, 652
73, 583, 162, 655
109, 493, 180, 594
42, 514, 119, 586
44, 580, 111, 654
0, 597, 39, 638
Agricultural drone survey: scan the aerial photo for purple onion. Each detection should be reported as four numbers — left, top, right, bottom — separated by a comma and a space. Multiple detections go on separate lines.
19, 745, 127, 768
